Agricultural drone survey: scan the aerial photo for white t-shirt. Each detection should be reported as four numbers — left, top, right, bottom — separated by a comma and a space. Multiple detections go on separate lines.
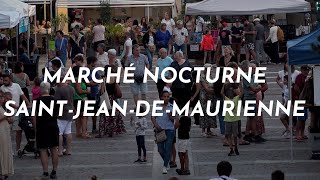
148, 36, 154, 46
71, 21, 83, 29
161, 18, 175, 35
1, 83, 24, 106
278, 70, 300, 83
96, 52, 109, 68
196, 17, 205, 33
93, 25, 106, 42
124, 38, 133, 56
173, 27, 189, 46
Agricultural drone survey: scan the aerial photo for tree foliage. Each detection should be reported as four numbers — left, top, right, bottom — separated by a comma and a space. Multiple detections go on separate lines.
99, 0, 112, 25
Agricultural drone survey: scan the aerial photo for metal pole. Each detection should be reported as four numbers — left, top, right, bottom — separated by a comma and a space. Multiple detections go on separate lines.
16, 25, 19, 62
288, 64, 293, 161
34, 11, 37, 50
28, 18, 30, 59
147, 5, 150, 22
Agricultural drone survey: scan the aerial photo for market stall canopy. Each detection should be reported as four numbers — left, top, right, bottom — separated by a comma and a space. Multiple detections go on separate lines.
185, 0, 311, 15
56, 0, 175, 8
287, 28, 320, 65
0, 11, 20, 28
1, 0, 30, 17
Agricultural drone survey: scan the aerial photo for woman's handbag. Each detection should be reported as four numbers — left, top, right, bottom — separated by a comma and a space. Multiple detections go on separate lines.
154, 129, 167, 143
99, 78, 112, 110
114, 83, 122, 99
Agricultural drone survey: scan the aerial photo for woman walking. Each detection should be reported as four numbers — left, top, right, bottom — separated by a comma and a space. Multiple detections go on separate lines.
12, 62, 30, 101
0, 91, 14, 180
199, 64, 217, 137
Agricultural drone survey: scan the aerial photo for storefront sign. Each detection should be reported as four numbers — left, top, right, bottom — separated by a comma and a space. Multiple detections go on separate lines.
190, 44, 199, 52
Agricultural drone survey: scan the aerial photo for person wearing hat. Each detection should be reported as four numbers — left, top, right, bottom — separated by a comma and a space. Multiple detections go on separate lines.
242, 18, 256, 61
266, 20, 280, 64
254, 18, 267, 64
68, 25, 86, 64
218, 22, 232, 56
293, 65, 311, 141
231, 19, 243, 64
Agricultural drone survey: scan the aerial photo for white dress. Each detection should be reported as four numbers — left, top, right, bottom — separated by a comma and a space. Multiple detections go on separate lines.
0, 107, 14, 176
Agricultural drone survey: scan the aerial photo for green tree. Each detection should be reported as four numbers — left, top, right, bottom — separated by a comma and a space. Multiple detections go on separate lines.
99, 0, 112, 25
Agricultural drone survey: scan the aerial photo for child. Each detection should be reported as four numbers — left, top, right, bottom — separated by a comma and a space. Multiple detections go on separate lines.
32, 77, 41, 100
200, 30, 214, 65
279, 75, 290, 138
222, 70, 242, 156
130, 106, 148, 163
175, 116, 191, 175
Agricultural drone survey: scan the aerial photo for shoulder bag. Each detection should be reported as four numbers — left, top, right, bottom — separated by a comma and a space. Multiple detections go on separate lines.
154, 129, 167, 143
114, 83, 122, 99
99, 78, 112, 110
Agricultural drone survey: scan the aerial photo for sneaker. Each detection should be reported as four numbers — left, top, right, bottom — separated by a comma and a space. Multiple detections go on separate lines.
234, 148, 239, 155
49, 173, 57, 179
228, 149, 235, 156
201, 132, 207, 137
176, 169, 182, 175
141, 159, 147, 163
162, 167, 168, 174
254, 136, 265, 143
243, 135, 253, 142
282, 130, 290, 139
170, 161, 177, 168
166, 164, 170, 170
134, 159, 142, 163
34, 175, 49, 180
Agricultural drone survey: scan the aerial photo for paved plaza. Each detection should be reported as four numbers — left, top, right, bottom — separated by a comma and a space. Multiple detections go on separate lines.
10, 56, 320, 180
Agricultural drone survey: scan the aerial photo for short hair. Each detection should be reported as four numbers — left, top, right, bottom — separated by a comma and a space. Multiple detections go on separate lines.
160, 48, 167, 53
161, 23, 167, 27
175, 51, 184, 58
176, 20, 183, 25
97, 43, 105, 50
271, 170, 284, 180
56, 30, 64, 36
284, 75, 288, 80
74, 54, 84, 62
87, 56, 98, 65
161, 90, 170, 97
133, 44, 140, 50
250, 60, 259, 67
40, 82, 50, 94
227, 62, 238, 69
240, 60, 250, 69
97, 18, 102, 24
72, 66, 81, 78
168, 177, 179, 180
34, 77, 41, 86
14, 62, 24, 73
133, 19, 139, 26
126, 17, 131, 21
217, 161, 232, 176
205, 30, 210, 34
51, 59, 62, 69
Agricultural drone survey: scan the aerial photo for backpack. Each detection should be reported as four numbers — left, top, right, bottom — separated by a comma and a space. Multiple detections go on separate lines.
277, 26, 284, 42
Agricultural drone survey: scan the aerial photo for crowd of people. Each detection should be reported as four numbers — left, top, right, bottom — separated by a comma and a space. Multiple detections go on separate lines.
0, 12, 318, 179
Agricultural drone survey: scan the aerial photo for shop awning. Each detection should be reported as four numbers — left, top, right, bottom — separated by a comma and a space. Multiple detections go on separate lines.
57, 0, 175, 8
186, 0, 311, 15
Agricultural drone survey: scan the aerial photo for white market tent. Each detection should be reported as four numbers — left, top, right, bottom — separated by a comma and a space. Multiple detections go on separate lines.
0, 11, 21, 28
56, 0, 176, 8
185, 0, 311, 15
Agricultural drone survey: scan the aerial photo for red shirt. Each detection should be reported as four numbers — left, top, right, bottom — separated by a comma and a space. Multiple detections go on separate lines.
200, 34, 215, 51
292, 73, 307, 101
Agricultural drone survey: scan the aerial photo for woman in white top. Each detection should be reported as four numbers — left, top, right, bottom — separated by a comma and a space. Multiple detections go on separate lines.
93, 19, 106, 52
161, 12, 175, 55
96, 43, 109, 71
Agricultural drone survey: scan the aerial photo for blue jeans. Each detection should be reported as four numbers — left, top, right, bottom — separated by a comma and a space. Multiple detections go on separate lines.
217, 97, 225, 135
157, 129, 175, 167
145, 48, 154, 70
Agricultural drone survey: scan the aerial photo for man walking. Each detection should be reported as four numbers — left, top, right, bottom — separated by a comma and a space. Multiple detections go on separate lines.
242, 19, 256, 60
254, 18, 267, 64
266, 20, 280, 64
125, 44, 149, 105
231, 20, 243, 64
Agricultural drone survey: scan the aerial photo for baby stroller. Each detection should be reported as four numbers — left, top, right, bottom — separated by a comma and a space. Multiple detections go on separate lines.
18, 114, 40, 158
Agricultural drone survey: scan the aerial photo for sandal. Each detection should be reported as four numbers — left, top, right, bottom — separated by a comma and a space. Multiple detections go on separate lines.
239, 140, 250, 145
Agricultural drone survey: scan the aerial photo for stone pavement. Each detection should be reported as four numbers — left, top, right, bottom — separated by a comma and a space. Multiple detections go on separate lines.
10, 56, 320, 180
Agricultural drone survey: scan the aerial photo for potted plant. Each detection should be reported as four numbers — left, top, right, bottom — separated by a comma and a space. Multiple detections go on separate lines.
105, 24, 125, 49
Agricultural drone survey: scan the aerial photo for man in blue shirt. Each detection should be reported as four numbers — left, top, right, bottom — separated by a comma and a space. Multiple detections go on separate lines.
156, 48, 173, 98
87, 56, 101, 133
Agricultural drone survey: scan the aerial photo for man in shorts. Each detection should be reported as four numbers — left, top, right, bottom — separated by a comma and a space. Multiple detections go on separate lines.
1, 73, 30, 155
231, 19, 243, 64
242, 19, 256, 60
125, 44, 149, 105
